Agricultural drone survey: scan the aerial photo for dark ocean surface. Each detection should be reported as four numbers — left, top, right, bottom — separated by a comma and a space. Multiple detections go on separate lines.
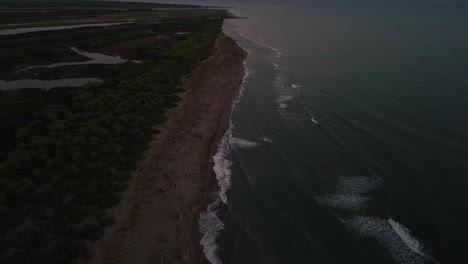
199, 4, 468, 264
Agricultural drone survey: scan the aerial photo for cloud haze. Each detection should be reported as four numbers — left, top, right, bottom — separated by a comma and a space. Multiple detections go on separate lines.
132, 0, 468, 4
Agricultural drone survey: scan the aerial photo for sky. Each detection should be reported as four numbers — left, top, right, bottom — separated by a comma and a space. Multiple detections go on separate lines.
126, 0, 468, 6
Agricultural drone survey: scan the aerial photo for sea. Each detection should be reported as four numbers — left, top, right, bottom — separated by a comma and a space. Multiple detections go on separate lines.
198, 3, 468, 264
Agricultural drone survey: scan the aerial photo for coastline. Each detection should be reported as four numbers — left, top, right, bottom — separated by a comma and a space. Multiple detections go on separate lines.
90, 32, 247, 264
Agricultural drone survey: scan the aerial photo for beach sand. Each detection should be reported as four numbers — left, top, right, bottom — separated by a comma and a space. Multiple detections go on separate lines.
89, 33, 247, 264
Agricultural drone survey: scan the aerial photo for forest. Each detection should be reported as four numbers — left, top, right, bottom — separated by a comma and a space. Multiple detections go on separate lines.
0, 6, 223, 262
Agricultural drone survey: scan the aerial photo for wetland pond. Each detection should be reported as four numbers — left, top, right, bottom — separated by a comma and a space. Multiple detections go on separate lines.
0, 78, 101, 90
0, 22, 133, 36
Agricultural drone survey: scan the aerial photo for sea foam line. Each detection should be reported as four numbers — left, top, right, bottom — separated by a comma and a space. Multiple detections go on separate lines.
273, 78, 320, 126
345, 216, 436, 264
199, 195, 226, 264
388, 219, 431, 259
213, 59, 250, 204
199, 59, 250, 264
230, 137, 261, 149
318, 176, 436, 263
316, 176, 382, 212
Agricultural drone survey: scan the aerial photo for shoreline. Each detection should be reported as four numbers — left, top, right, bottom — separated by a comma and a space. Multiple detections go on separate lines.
90, 32, 247, 264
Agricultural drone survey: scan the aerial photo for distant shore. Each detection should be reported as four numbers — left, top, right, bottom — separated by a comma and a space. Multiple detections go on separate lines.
90, 32, 247, 264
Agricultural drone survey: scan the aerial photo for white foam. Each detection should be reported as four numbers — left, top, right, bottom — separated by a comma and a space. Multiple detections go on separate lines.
311, 117, 319, 125
317, 194, 370, 212
199, 53, 251, 264
199, 198, 225, 264
213, 130, 233, 204
256, 38, 282, 58
242, 61, 252, 83
292, 84, 302, 89
317, 176, 382, 212
276, 94, 294, 111
270, 47, 282, 58
230, 137, 260, 149
277, 103, 287, 110
276, 95, 294, 103
261, 136, 272, 143
209, 57, 250, 206
274, 73, 285, 89
346, 216, 436, 264
334, 176, 382, 194
388, 219, 430, 258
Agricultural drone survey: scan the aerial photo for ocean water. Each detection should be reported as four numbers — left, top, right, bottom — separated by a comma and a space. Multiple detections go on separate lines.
200, 4, 468, 264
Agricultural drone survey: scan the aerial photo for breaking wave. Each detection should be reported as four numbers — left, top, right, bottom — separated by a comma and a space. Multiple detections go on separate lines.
213, 130, 234, 204
199, 56, 250, 264
199, 195, 226, 264
388, 219, 432, 259
316, 176, 382, 212
346, 216, 436, 264
276, 94, 295, 110
318, 176, 437, 263
311, 117, 319, 125
276, 95, 295, 103
230, 137, 260, 149
262, 136, 272, 143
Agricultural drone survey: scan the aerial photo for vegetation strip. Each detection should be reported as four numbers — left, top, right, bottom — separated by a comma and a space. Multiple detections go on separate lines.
0, 3, 229, 262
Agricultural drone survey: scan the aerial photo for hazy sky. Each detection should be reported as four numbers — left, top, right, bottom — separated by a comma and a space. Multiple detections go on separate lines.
130, 0, 468, 6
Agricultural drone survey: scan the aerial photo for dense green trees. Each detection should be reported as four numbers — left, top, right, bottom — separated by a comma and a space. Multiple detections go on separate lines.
0, 20, 221, 263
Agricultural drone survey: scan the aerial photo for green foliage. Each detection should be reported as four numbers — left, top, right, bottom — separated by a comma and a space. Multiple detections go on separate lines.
0, 19, 222, 263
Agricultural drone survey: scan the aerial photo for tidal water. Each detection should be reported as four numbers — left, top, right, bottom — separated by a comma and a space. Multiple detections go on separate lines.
0, 78, 101, 90
0, 22, 133, 36
18, 47, 140, 72
201, 4, 468, 264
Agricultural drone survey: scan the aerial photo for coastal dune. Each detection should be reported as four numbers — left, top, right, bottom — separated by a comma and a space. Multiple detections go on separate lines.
90, 33, 247, 264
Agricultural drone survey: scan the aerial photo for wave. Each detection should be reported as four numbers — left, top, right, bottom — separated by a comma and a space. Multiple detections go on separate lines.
199, 96, 234, 264
275, 77, 302, 112
243, 64, 253, 82
332, 176, 382, 194
264, 44, 282, 58
274, 74, 285, 89
346, 216, 436, 264
318, 194, 370, 212
276, 95, 295, 103
276, 94, 294, 111
388, 219, 432, 259
273, 80, 322, 127
256, 37, 283, 59
319, 177, 436, 263
210, 58, 250, 205
200, 51, 251, 264
261, 136, 272, 143
277, 103, 287, 110
230, 137, 260, 149
316, 176, 382, 212
199, 196, 225, 264
311, 117, 319, 125
213, 130, 234, 205
292, 84, 302, 89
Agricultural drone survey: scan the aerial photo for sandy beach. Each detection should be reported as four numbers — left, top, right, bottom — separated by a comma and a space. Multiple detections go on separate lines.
90, 33, 247, 264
